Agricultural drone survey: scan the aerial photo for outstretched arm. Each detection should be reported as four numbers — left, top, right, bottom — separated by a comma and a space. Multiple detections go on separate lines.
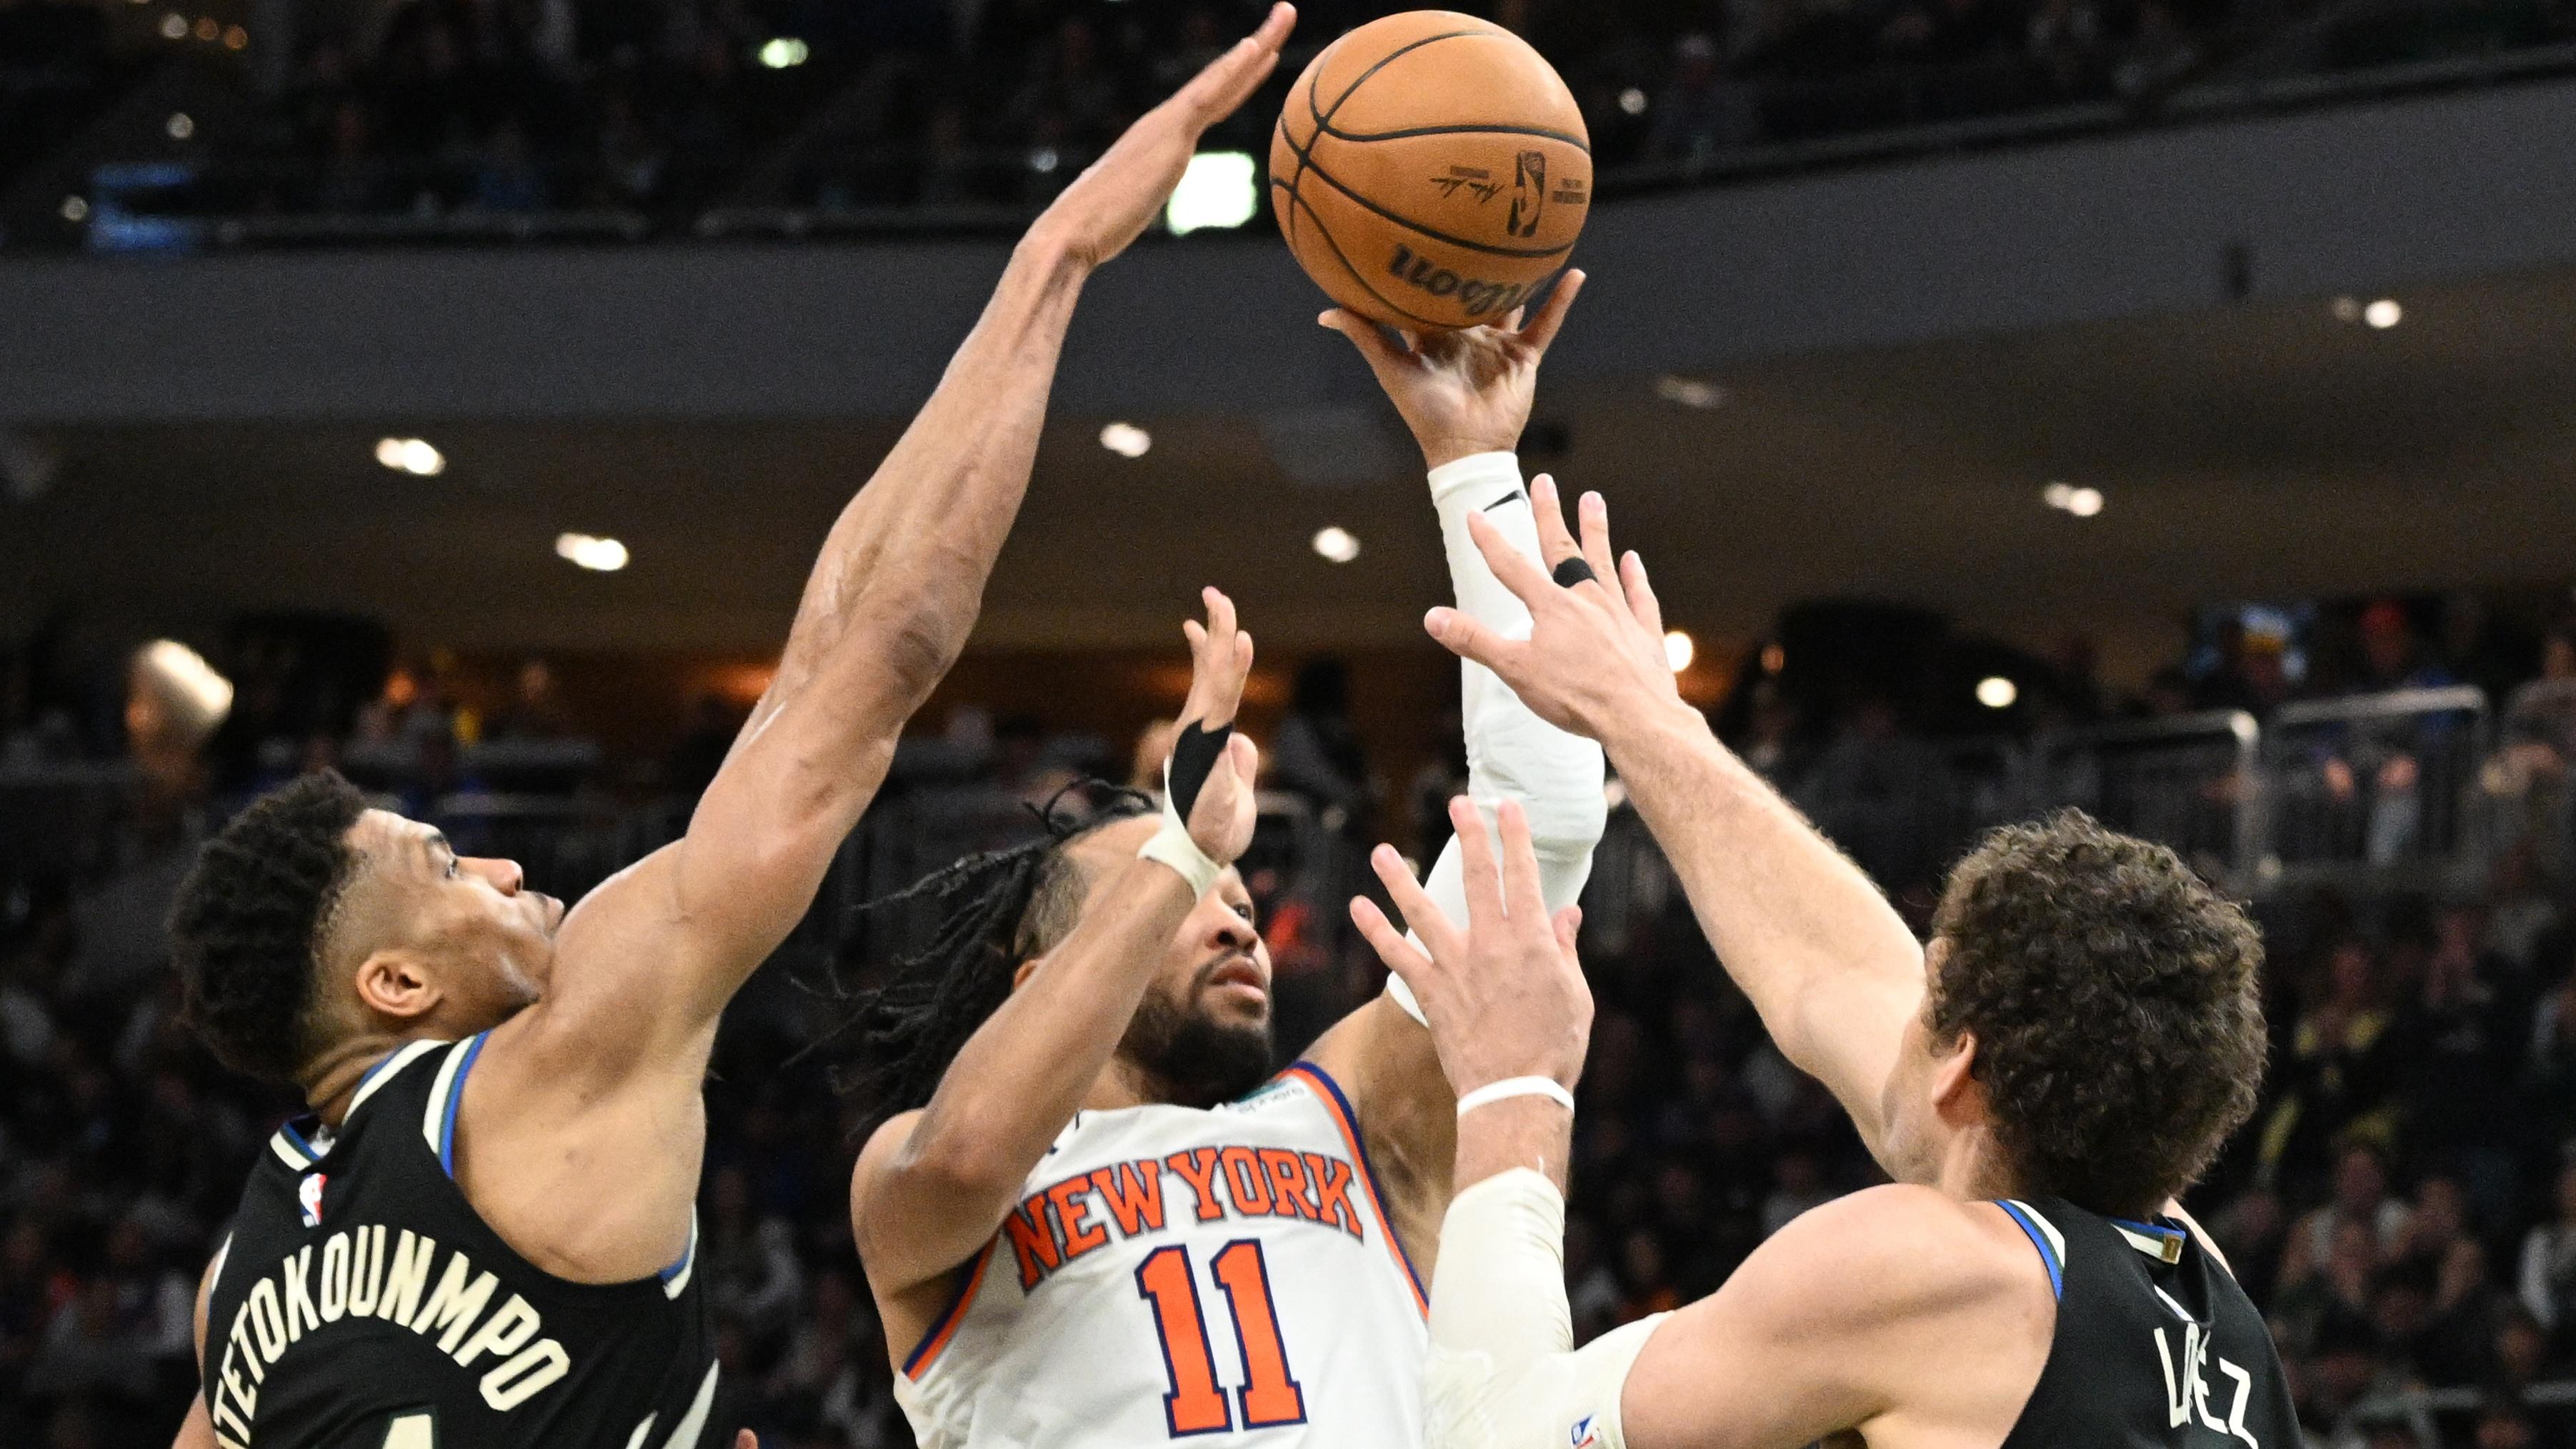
1422, 488, 1927, 1170
538, 5, 1297, 1064
852, 593, 1263, 1304
1299, 277, 1602, 1262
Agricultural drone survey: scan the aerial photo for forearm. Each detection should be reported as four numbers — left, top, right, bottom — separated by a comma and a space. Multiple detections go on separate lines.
1601, 701, 1924, 1135
902, 859, 1196, 1187
766, 233, 1092, 732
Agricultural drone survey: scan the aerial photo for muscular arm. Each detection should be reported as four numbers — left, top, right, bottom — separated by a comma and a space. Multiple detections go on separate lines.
1416, 484, 1926, 1169
854, 860, 1203, 1295
1597, 701, 1926, 1166
526, 4, 1298, 1070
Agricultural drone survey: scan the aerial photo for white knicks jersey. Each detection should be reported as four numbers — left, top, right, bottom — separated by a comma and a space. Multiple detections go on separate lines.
895, 1064, 1429, 1449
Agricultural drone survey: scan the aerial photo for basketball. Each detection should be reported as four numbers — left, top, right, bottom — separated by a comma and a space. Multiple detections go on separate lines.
1269, 11, 1592, 331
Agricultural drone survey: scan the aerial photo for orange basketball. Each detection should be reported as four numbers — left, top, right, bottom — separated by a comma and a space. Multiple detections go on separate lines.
1269, 11, 1591, 331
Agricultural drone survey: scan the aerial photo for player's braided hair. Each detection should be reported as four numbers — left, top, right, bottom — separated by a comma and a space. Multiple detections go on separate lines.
168, 770, 370, 1083
814, 782, 1153, 1125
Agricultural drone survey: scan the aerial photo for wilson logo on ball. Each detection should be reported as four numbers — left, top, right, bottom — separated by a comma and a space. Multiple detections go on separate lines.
1385, 243, 1534, 318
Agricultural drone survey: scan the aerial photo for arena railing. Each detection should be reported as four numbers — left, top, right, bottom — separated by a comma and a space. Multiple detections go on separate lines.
2027, 709, 2263, 888
2255, 684, 2492, 894
2337, 1376, 2576, 1446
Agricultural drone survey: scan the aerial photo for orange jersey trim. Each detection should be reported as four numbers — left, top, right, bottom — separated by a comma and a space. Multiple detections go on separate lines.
1279, 1062, 1429, 1315
903, 1238, 998, 1380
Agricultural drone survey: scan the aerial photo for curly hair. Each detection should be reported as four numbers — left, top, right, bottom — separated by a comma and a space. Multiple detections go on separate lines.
1927, 809, 2267, 1216
168, 770, 369, 1083
810, 786, 1152, 1125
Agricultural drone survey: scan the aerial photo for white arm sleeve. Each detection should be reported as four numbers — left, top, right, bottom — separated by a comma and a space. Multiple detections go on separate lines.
1426, 1168, 1664, 1449
1419, 450, 1608, 897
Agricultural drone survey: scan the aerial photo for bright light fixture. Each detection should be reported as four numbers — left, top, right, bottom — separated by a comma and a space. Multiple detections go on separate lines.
2042, 482, 2102, 517
138, 639, 234, 727
1664, 630, 1695, 672
158, 11, 184, 38
555, 533, 629, 572
757, 36, 808, 67
1166, 151, 1259, 236
1312, 526, 1361, 564
2364, 298, 2402, 329
166, 112, 194, 139
1977, 676, 2018, 709
1100, 422, 1152, 458
59, 195, 88, 222
1617, 87, 1648, 115
374, 437, 446, 477
1653, 374, 1727, 410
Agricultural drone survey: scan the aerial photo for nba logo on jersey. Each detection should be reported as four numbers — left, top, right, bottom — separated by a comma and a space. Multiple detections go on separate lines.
1569, 1415, 1600, 1449
296, 1172, 326, 1227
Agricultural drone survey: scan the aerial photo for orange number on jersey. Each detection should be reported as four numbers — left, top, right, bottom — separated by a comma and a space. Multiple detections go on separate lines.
1135, 1242, 1307, 1435
1212, 1240, 1307, 1427
1137, 1245, 1230, 1435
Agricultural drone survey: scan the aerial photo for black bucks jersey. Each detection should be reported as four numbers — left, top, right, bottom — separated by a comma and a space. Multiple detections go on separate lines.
1994, 1195, 2301, 1449
201, 1035, 722, 1449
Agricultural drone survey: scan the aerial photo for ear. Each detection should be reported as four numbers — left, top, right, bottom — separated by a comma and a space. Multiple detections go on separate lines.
351, 948, 442, 1024
1011, 955, 1044, 992
1927, 1028, 1985, 1127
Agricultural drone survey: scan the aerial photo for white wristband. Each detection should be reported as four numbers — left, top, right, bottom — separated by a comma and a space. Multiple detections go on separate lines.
1455, 1076, 1575, 1117
1138, 817, 1221, 898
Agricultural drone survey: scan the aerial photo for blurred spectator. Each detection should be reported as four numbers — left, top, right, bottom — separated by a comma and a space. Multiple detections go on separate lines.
1271, 659, 1372, 832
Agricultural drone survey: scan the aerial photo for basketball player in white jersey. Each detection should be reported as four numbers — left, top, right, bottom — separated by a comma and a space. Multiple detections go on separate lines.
1354, 492, 2295, 1449
837, 276, 1600, 1448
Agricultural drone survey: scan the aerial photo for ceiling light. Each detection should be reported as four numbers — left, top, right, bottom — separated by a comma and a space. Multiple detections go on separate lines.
223, 24, 246, 48
192, 16, 216, 40
1166, 151, 1259, 236
1029, 146, 1061, 174
166, 112, 194, 139
374, 437, 445, 476
1617, 87, 1648, 115
2330, 296, 2361, 323
555, 533, 629, 572
59, 195, 88, 222
1653, 374, 1726, 410
1100, 422, 1151, 458
1976, 676, 2017, 709
159, 11, 184, 37
2364, 298, 2402, 329
757, 36, 808, 67
2042, 482, 2102, 517
1312, 526, 1361, 564
1760, 642, 1784, 674
1664, 630, 1694, 672
136, 639, 234, 730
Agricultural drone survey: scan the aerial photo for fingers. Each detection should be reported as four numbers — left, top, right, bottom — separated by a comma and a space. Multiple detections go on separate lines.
1349, 894, 1436, 990
1462, 510, 1555, 612
1424, 604, 1525, 674
1179, 2, 1297, 124
1371, 842, 1464, 960
1493, 799, 1546, 922
1529, 474, 1583, 575
1517, 269, 1585, 354
1575, 491, 1619, 600
1551, 903, 1584, 962
1448, 796, 1507, 930
1202, 584, 1237, 642
1225, 731, 1258, 782
1317, 309, 1417, 383
1620, 549, 1664, 639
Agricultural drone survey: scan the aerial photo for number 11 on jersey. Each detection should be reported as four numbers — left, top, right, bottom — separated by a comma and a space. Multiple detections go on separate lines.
1135, 1240, 1308, 1436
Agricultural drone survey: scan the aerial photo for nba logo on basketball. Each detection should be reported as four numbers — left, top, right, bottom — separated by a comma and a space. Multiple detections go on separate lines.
297, 1172, 326, 1228
1569, 1415, 1600, 1449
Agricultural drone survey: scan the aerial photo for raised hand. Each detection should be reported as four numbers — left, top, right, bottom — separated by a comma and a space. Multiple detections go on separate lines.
1173, 587, 1262, 867
1032, 3, 1297, 271
1424, 478, 1682, 743
1317, 272, 1584, 470
1348, 797, 1592, 1096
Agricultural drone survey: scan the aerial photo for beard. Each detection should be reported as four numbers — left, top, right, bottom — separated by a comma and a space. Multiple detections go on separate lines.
1118, 968, 1276, 1110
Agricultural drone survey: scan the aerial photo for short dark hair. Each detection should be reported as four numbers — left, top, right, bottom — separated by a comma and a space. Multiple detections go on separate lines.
817, 787, 1152, 1124
1928, 809, 2266, 1215
169, 771, 370, 1082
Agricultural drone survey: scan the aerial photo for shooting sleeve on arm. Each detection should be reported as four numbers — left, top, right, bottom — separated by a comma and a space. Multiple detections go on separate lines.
1425, 1168, 1664, 1449
1425, 451, 1607, 907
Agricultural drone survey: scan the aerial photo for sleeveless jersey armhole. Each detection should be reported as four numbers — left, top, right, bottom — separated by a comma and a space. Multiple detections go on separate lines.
1995, 1199, 2065, 1300
1279, 1062, 1428, 1315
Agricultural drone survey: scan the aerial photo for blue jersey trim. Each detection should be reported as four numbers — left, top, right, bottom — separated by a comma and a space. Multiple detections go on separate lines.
437, 1031, 491, 1177
1997, 1200, 2064, 1300
279, 1117, 323, 1163
1284, 1061, 1429, 1307
2110, 1215, 2185, 1240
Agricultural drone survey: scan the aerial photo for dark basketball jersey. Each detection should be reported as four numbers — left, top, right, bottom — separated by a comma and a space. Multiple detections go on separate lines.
1994, 1195, 2300, 1449
201, 1035, 722, 1449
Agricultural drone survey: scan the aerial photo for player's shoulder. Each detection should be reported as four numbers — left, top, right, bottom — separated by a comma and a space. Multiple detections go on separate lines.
1747, 1185, 2055, 1330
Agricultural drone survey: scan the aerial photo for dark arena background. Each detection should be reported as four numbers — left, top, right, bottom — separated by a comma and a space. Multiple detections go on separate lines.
9, 0, 2576, 1443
